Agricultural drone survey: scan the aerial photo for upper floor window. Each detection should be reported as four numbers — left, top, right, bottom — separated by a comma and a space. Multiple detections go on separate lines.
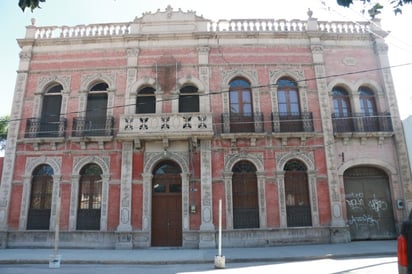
229, 78, 254, 132
39, 84, 63, 137
277, 78, 300, 114
359, 86, 377, 116
332, 87, 351, 117
136, 86, 156, 114
85, 82, 108, 136
179, 85, 199, 113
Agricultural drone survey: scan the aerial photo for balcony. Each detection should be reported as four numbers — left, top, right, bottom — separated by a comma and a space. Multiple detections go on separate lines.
117, 113, 213, 139
221, 113, 264, 134
332, 113, 393, 133
24, 117, 67, 138
72, 116, 114, 137
272, 112, 314, 133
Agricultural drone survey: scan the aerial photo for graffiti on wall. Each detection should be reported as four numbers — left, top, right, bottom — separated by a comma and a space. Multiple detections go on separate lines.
345, 192, 389, 229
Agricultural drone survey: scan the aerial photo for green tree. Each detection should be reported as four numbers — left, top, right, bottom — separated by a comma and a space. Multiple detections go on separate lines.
19, 0, 45, 12
0, 116, 9, 151
337, 0, 412, 15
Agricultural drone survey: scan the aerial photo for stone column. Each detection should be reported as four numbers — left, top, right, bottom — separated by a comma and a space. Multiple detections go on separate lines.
125, 48, 139, 114
308, 32, 346, 228
276, 171, 287, 228
223, 171, 233, 229
372, 22, 412, 215
117, 142, 133, 232
68, 175, 80, 231
257, 171, 267, 228
18, 176, 32, 230
116, 142, 133, 249
50, 175, 62, 231
199, 140, 215, 248
308, 170, 320, 227
0, 45, 32, 234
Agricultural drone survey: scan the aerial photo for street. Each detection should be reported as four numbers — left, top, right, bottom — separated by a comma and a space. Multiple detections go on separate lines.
0, 256, 397, 274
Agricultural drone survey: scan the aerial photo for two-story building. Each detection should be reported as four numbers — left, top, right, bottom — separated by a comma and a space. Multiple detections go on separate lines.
0, 6, 410, 249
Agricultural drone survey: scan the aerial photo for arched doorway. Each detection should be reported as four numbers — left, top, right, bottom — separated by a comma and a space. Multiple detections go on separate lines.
232, 160, 259, 229
77, 163, 102, 230
344, 166, 396, 240
151, 161, 182, 246
27, 164, 54, 230
284, 159, 312, 227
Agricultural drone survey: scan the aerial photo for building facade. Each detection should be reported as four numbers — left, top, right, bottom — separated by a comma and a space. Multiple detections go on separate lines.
0, 7, 411, 249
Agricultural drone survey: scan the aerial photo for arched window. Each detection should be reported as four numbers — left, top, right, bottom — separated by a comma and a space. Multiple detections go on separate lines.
332, 86, 353, 132
77, 163, 102, 230
27, 164, 54, 230
284, 160, 311, 227
277, 78, 302, 131
359, 87, 377, 115
232, 161, 259, 229
229, 78, 254, 132
85, 82, 108, 136
39, 84, 62, 137
359, 86, 379, 131
136, 86, 156, 114
179, 85, 199, 113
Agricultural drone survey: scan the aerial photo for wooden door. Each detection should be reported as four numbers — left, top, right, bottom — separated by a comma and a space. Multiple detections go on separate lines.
151, 174, 182, 246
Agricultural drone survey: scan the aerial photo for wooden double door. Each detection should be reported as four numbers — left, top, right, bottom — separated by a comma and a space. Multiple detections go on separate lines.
151, 174, 182, 246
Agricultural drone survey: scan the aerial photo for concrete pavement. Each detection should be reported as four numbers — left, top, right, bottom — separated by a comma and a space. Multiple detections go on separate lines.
0, 240, 397, 265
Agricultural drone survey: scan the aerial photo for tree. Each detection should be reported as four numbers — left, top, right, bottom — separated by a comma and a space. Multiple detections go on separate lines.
337, 0, 412, 15
19, 0, 46, 12
0, 116, 9, 151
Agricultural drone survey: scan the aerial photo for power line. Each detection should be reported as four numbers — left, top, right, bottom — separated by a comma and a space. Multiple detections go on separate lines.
2, 60, 411, 125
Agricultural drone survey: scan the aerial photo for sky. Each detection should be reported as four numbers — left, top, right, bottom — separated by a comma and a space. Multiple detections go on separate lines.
1, 0, 412, 119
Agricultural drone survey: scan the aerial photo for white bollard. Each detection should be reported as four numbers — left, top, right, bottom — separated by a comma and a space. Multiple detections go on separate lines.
214, 199, 225, 269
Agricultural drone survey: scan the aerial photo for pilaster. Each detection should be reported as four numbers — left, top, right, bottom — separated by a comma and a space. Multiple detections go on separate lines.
117, 142, 133, 232
199, 140, 215, 248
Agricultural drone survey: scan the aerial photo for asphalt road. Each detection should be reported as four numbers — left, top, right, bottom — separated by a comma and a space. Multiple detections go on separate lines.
0, 256, 397, 274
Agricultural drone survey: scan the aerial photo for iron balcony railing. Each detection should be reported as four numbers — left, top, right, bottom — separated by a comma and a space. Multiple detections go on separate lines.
72, 116, 114, 137
332, 112, 393, 133
221, 112, 264, 134
24, 117, 67, 138
272, 112, 314, 133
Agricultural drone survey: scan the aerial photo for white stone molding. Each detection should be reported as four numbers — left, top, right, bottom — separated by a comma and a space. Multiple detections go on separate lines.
0, 73, 27, 230
275, 170, 287, 227
221, 69, 260, 113
199, 140, 214, 231
36, 75, 71, 95
68, 175, 80, 231
223, 171, 233, 229
19, 156, 62, 231
125, 69, 138, 115
223, 152, 266, 229
117, 142, 133, 231
141, 172, 153, 232
70, 155, 110, 231
19, 176, 33, 230
80, 72, 116, 91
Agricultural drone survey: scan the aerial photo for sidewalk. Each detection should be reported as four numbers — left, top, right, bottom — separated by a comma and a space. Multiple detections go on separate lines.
0, 240, 396, 265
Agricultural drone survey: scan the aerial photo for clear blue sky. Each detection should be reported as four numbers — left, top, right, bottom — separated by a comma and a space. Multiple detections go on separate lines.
1, 0, 411, 118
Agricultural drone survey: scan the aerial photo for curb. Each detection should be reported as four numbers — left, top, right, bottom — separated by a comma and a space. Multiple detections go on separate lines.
0, 251, 396, 265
